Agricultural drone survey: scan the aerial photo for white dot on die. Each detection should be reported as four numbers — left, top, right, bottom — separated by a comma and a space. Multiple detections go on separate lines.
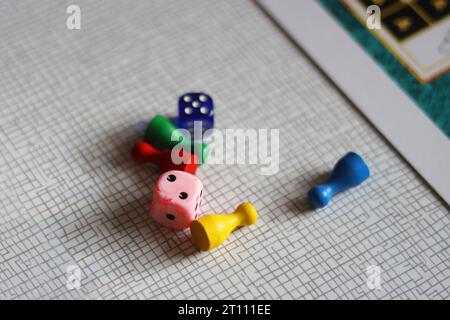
200, 106, 209, 114
199, 95, 208, 102
183, 95, 192, 102
192, 101, 200, 108
184, 107, 193, 115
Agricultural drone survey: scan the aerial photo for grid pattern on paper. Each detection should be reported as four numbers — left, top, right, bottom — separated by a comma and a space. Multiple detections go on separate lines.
0, 0, 449, 299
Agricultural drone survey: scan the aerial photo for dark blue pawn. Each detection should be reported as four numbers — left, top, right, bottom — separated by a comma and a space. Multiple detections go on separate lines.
308, 152, 370, 209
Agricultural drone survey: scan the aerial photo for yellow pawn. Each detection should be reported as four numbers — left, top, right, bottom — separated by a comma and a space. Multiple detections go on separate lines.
190, 202, 258, 251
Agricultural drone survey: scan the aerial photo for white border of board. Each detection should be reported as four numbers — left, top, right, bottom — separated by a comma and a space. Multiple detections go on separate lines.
259, 0, 450, 204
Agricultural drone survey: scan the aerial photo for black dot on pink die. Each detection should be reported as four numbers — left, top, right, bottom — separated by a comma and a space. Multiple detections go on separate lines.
179, 192, 188, 199
167, 174, 176, 182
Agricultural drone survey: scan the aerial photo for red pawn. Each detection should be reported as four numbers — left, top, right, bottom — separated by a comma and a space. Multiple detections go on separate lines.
132, 140, 198, 175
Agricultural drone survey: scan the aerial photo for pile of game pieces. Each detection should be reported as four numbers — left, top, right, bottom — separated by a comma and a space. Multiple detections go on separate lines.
132, 93, 258, 251
132, 92, 372, 251
132, 114, 204, 175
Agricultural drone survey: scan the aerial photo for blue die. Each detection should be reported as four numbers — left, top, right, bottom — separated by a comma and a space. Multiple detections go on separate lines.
177, 92, 214, 134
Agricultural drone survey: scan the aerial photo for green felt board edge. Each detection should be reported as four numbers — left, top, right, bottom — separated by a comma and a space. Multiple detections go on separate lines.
319, 0, 450, 138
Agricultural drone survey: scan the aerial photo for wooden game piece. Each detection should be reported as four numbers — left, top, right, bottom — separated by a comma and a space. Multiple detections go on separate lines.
144, 114, 184, 150
190, 202, 258, 251
131, 140, 160, 163
143, 114, 208, 163
160, 149, 198, 175
132, 140, 198, 175
307, 152, 370, 209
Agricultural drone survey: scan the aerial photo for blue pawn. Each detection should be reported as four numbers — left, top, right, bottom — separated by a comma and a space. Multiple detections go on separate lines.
307, 152, 370, 209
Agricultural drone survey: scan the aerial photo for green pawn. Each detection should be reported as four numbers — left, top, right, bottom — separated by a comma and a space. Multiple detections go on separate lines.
143, 115, 207, 163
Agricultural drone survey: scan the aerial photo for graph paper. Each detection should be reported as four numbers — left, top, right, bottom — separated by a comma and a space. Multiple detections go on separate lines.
0, 0, 449, 299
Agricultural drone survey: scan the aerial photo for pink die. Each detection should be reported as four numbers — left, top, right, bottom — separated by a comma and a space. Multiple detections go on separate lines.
150, 170, 203, 230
